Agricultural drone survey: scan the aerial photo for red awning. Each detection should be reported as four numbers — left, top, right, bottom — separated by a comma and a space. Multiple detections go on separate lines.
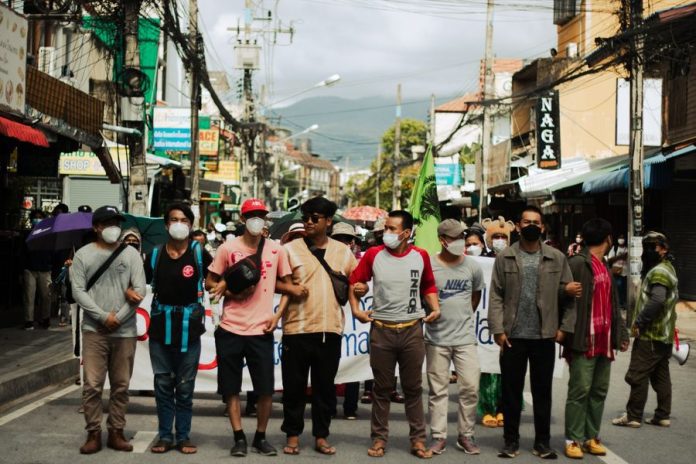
0, 116, 49, 148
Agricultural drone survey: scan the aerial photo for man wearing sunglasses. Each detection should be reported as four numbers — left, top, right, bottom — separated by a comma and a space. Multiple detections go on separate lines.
274, 196, 358, 456
348, 210, 441, 459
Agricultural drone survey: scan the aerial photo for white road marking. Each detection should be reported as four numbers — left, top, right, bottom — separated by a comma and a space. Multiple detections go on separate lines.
0, 384, 79, 427
131, 431, 158, 453
522, 389, 630, 464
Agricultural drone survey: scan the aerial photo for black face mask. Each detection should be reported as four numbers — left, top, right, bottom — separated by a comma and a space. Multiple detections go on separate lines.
520, 225, 542, 242
641, 246, 662, 278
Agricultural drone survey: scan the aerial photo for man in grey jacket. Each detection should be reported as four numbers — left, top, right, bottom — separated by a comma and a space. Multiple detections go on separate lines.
71, 206, 146, 454
488, 205, 577, 459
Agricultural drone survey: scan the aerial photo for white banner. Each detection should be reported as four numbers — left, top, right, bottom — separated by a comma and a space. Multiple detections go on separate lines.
126, 255, 562, 391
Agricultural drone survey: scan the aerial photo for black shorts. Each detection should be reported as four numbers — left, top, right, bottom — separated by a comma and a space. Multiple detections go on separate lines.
214, 328, 275, 398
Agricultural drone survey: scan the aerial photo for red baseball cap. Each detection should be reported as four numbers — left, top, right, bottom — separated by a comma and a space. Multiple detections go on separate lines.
241, 198, 269, 215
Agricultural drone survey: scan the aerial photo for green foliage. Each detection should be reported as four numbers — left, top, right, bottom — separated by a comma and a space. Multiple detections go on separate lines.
347, 119, 428, 209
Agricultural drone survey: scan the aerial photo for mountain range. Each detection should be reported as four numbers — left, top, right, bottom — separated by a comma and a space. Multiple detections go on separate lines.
270, 94, 459, 170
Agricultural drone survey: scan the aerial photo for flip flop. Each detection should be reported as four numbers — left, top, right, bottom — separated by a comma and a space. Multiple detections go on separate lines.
283, 444, 301, 455
315, 441, 336, 455
482, 414, 498, 427
150, 440, 175, 454
368, 439, 386, 458
410, 443, 433, 459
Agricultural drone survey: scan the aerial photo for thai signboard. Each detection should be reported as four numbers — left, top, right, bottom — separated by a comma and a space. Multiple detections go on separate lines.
153, 107, 191, 152
199, 129, 219, 156
536, 90, 561, 170
0, 4, 27, 114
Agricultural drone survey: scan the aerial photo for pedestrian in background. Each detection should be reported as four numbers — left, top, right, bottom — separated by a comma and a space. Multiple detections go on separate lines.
564, 218, 629, 459
568, 233, 584, 257
613, 231, 679, 429
146, 203, 212, 455
607, 233, 629, 310
349, 210, 441, 459
426, 219, 484, 456
22, 209, 52, 330
70, 206, 146, 454
488, 205, 577, 459
274, 197, 357, 456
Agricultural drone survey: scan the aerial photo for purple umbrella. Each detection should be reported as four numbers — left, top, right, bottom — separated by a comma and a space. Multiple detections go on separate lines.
26, 212, 94, 251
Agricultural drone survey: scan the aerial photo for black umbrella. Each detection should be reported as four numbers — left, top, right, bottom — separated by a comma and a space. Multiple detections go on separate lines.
268, 211, 354, 240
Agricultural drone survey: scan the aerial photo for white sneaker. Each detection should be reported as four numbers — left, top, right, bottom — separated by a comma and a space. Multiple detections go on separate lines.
612, 414, 641, 428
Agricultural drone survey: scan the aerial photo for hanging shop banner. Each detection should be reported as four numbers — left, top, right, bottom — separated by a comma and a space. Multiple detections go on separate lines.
199, 129, 220, 156
204, 159, 240, 184
434, 156, 462, 186
153, 107, 191, 151
0, 4, 28, 114
536, 90, 561, 170
59, 149, 129, 176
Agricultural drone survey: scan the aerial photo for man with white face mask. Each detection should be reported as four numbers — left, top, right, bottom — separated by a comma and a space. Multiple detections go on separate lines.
349, 210, 441, 459
207, 198, 300, 457
70, 205, 146, 454
426, 219, 484, 456
144, 203, 212, 454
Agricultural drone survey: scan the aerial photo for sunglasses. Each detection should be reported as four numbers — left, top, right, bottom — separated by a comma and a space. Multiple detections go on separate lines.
301, 214, 325, 224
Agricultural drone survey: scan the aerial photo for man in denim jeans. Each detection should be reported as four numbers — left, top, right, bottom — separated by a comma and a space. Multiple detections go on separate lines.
144, 203, 212, 454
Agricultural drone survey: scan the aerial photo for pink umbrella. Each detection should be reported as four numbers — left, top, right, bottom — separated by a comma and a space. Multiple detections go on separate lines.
342, 206, 388, 223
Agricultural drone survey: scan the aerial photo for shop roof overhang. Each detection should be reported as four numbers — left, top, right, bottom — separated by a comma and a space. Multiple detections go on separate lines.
0, 115, 49, 147
582, 144, 696, 194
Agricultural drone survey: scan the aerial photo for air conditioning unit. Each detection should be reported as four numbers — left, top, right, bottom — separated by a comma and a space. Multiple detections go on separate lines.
566, 42, 578, 59
38, 47, 57, 76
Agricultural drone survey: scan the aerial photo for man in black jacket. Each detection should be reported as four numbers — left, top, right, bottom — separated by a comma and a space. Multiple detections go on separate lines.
563, 219, 629, 459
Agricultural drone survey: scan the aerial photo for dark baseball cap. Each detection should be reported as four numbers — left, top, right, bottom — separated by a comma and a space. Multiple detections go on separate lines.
92, 205, 125, 225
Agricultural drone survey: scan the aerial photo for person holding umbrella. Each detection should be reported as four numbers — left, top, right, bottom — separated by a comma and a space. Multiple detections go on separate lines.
70, 205, 147, 454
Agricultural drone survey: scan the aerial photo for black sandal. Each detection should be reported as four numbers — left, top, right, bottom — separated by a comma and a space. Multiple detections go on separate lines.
150, 440, 175, 453
176, 439, 198, 454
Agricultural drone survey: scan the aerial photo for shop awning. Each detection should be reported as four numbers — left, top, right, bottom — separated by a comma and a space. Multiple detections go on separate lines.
581, 146, 696, 194
0, 116, 49, 148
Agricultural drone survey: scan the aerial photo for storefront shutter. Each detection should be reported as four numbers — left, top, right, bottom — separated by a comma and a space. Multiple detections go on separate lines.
662, 179, 696, 300
64, 177, 123, 212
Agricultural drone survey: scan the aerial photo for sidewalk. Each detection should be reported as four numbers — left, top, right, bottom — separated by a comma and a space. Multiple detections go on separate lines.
677, 300, 696, 341
0, 321, 78, 407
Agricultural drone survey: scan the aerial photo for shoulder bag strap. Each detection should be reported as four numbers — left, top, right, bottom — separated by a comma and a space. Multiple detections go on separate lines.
150, 245, 165, 296
303, 237, 338, 276
191, 240, 204, 304
85, 243, 127, 292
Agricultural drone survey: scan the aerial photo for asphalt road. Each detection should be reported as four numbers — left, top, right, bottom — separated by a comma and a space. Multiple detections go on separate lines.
0, 342, 694, 464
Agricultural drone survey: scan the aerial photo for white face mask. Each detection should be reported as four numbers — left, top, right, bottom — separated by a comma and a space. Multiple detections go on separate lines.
246, 217, 265, 236
168, 222, 190, 241
101, 226, 122, 244
466, 244, 483, 256
444, 239, 466, 256
492, 238, 507, 253
382, 232, 403, 249
576, 237, 583, 244
206, 231, 217, 241
618, 239, 625, 246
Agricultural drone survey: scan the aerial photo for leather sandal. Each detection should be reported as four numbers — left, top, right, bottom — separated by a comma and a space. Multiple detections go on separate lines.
150, 440, 175, 454
368, 439, 386, 458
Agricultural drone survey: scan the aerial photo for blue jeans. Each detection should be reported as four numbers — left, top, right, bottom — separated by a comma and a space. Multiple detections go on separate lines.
149, 339, 201, 443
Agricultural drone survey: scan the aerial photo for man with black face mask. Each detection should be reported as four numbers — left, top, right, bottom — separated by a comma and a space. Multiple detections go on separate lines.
613, 231, 678, 429
488, 205, 577, 459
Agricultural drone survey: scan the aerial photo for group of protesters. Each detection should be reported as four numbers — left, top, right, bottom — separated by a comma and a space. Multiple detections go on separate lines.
65, 196, 679, 460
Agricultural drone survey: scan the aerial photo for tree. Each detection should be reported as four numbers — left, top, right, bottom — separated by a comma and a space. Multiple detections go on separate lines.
347, 118, 428, 209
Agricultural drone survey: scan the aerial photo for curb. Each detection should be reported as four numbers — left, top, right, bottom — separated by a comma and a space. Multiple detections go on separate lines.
0, 357, 79, 407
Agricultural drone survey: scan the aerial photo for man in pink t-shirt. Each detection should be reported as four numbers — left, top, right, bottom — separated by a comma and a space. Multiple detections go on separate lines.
207, 198, 305, 457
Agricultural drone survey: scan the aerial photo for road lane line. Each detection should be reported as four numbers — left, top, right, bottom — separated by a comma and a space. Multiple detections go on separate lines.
131, 431, 158, 453
0, 384, 79, 427
522, 389, 630, 464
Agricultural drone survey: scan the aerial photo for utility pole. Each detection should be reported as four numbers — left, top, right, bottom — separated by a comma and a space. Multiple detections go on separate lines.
479, 0, 494, 221
429, 93, 436, 155
189, 0, 202, 225
627, 0, 645, 310
392, 83, 402, 210
376, 144, 381, 208
124, 0, 148, 216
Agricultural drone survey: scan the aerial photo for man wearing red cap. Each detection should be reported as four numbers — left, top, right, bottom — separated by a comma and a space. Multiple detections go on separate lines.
207, 198, 307, 457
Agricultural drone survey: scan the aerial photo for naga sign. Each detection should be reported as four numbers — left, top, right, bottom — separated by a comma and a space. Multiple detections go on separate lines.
536, 90, 561, 170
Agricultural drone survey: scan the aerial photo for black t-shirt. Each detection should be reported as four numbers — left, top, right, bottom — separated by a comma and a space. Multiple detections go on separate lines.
146, 244, 212, 306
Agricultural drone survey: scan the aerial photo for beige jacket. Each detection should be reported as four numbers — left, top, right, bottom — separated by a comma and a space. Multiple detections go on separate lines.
283, 238, 357, 335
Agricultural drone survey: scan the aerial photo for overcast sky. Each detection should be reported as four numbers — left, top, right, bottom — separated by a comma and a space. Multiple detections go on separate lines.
199, 0, 557, 105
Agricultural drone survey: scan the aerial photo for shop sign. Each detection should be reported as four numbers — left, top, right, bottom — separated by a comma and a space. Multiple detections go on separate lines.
153, 107, 191, 152
434, 158, 462, 186
536, 90, 561, 170
0, 4, 28, 114
204, 159, 239, 184
199, 129, 219, 156
59, 150, 128, 176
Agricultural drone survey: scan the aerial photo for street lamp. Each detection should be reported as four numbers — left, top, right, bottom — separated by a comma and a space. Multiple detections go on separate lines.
265, 74, 341, 108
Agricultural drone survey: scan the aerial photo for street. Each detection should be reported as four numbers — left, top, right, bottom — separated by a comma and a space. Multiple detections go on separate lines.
0, 342, 693, 464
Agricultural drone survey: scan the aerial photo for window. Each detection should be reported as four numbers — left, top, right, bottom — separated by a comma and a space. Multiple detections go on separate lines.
554, 0, 579, 25
668, 75, 688, 129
